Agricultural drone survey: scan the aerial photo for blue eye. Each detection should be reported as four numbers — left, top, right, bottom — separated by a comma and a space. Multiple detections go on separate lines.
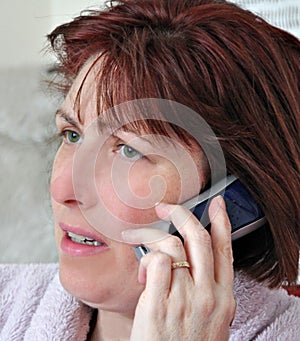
63, 130, 82, 144
119, 144, 143, 160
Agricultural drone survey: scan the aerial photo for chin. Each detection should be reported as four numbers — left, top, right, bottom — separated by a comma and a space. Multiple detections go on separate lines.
58, 253, 113, 301
58, 252, 144, 314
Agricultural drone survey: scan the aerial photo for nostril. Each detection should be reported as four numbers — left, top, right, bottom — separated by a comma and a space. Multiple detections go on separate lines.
50, 168, 98, 208
50, 178, 81, 206
64, 199, 83, 206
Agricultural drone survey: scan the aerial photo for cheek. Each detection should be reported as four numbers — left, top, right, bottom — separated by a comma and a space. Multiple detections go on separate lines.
128, 162, 182, 201
96, 162, 182, 225
98, 180, 156, 224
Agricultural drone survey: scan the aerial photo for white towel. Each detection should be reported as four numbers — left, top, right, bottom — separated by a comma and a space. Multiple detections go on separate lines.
0, 264, 299, 340
0, 264, 92, 341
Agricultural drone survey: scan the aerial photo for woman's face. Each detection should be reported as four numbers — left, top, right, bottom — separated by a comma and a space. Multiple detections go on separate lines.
50, 64, 207, 315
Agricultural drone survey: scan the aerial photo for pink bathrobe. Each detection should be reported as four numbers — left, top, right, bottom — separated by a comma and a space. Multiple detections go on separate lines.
0, 264, 299, 340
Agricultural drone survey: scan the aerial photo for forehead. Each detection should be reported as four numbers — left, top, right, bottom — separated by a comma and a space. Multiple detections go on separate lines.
60, 58, 173, 138
59, 55, 210, 162
61, 59, 100, 124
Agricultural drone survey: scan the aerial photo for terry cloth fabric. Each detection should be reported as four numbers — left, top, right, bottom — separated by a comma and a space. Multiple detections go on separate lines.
230, 272, 300, 340
0, 264, 92, 341
0, 263, 299, 340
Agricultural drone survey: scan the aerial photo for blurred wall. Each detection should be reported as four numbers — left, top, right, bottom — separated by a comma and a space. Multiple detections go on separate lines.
0, 1, 51, 68
0, 0, 104, 68
0, 1, 105, 263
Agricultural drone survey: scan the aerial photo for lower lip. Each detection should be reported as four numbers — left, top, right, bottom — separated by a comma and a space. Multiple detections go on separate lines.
60, 234, 110, 256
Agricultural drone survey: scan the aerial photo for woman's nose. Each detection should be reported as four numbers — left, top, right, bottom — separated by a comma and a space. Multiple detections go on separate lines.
50, 151, 100, 209
50, 160, 82, 207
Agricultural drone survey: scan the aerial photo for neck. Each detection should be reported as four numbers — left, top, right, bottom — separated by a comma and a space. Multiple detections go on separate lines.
91, 309, 134, 341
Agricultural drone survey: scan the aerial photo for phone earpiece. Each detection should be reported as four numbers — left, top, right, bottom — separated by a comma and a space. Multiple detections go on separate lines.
134, 175, 267, 260
190, 176, 267, 240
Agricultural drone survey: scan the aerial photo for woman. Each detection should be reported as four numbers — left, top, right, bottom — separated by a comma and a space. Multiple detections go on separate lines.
0, 0, 299, 340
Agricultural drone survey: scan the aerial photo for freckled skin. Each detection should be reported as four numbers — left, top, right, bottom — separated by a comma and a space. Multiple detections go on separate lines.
51, 64, 206, 318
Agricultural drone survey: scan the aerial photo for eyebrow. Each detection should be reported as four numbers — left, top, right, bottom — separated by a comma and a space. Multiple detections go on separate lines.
55, 109, 80, 130
55, 109, 157, 146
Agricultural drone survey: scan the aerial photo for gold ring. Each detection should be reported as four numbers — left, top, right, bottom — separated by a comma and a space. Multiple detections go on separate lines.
171, 261, 190, 270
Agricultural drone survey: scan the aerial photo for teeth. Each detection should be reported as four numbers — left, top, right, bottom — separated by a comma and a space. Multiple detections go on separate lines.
67, 231, 103, 246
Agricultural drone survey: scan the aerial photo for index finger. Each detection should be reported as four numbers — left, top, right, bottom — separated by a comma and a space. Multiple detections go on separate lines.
155, 202, 215, 285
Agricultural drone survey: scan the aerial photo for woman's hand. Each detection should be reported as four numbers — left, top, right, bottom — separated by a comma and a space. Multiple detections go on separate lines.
122, 195, 236, 341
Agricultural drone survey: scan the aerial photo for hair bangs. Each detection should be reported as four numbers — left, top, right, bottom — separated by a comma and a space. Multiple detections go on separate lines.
72, 51, 198, 148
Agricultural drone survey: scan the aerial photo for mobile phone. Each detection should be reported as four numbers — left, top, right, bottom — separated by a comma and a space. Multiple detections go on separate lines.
134, 175, 267, 260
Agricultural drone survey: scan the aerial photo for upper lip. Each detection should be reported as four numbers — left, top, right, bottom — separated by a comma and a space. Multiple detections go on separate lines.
59, 222, 108, 244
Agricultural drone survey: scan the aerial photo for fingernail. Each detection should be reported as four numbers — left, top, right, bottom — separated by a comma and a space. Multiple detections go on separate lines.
215, 195, 225, 209
209, 195, 225, 217
121, 229, 138, 242
155, 202, 171, 219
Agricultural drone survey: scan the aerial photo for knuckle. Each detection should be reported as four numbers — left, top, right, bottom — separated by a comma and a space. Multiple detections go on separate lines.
165, 234, 184, 250
228, 297, 237, 315
196, 290, 216, 315
220, 290, 236, 309
225, 297, 237, 325
218, 243, 233, 260
149, 251, 171, 269
192, 227, 212, 246
170, 298, 189, 319
202, 293, 217, 316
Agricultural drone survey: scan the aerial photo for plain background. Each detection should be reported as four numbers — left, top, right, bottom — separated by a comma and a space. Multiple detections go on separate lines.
0, 1, 106, 263
0, 0, 105, 68
0, 0, 299, 265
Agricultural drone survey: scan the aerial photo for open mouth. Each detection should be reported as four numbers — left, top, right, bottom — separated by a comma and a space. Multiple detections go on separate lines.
67, 231, 104, 246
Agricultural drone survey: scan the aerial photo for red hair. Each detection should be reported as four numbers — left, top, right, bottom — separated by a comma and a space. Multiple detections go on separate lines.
48, 0, 300, 287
